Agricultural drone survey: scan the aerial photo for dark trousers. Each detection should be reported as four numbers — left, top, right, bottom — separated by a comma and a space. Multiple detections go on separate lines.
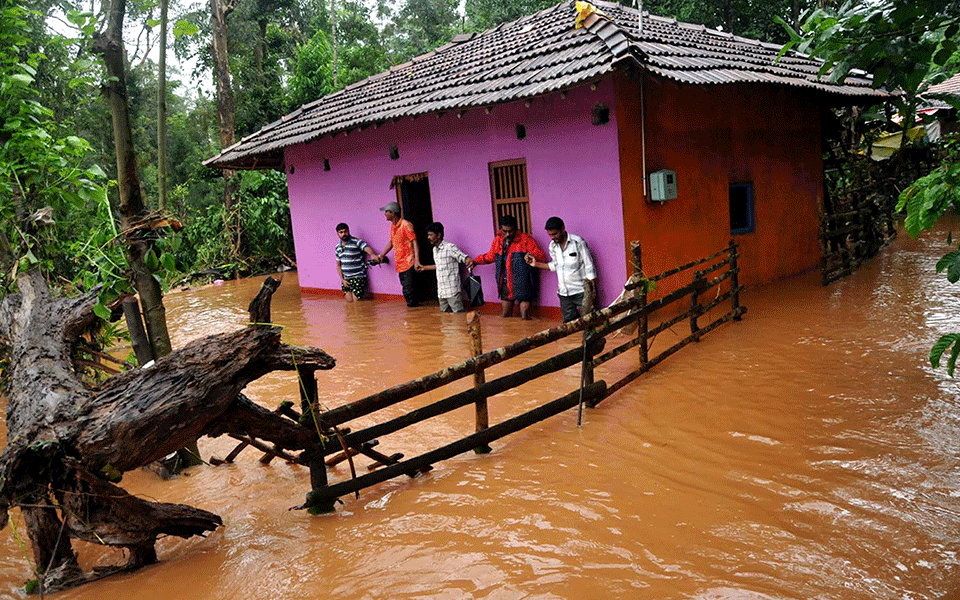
399, 267, 418, 307
559, 292, 585, 323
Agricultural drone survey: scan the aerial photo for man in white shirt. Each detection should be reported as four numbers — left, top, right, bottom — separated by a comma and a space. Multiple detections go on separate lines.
525, 216, 597, 322
416, 221, 470, 312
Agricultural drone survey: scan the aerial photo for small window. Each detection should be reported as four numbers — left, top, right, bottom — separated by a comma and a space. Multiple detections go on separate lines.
592, 103, 610, 125
489, 159, 532, 233
729, 182, 755, 235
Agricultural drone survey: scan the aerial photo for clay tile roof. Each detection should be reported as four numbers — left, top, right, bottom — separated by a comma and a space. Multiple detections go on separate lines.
205, 0, 890, 170
927, 73, 960, 97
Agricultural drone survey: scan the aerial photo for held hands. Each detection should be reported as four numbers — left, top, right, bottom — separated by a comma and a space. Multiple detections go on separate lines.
465, 257, 476, 271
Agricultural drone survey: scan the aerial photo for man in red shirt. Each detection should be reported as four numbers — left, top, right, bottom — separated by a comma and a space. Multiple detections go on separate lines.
376, 201, 421, 307
471, 215, 547, 319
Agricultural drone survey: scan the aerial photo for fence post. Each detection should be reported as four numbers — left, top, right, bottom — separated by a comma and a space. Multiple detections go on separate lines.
690, 270, 703, 341
298, 365, 334, 514
728, 239, 742, 321
631, 241, 648, 371
468, 312, 492, 454
582, 282, 596, 387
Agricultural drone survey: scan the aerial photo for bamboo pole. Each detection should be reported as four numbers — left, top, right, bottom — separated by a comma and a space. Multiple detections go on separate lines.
632, 242, 648, 370
581, 282, 596, 387
218, 401, 298, 464
689, 271, 703, 342
728, 240, 742, 321
297, 364, 331, 514
818, 212, 830, 286
307, 382, 607, 506
227, 435, 300, 463
467, 312, 491, 454
591, 276, 704, 341
121, 297, 154, 366
603, 307, 745, 400
367, 452, 404, 471
325, 440, 378, 466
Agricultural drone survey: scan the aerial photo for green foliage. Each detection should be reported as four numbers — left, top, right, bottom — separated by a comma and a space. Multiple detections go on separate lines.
388, 0, 460, 60
784, 0, 960, 128
931, 333, 960, 376
290, 30, 334, 106
937, 248, 960, 283
179, 170, 293, 277
897, 140, 960, 236
464, 0, 553, 31
895, 132, 960, 379
0, 3, 112, 293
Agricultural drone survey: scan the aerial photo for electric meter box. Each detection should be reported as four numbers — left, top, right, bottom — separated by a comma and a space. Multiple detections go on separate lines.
649, 169, 677, 202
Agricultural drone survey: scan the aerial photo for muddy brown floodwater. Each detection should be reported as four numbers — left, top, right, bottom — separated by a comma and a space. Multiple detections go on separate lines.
3, 222, 960, 600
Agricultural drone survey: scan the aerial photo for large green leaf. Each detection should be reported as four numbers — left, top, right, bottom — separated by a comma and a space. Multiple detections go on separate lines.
936, 249, 960, 283
931, 333, 960, 376
144, 249, 160, 272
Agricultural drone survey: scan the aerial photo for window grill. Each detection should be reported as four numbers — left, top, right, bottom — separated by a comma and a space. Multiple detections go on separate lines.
489, 159, 532, 234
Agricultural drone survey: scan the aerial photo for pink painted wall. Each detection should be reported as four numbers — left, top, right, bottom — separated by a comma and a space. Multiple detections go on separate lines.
284, 77, 627, 309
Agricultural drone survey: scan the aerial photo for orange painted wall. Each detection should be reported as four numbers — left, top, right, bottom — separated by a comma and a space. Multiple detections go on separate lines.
614, 69, 823, 294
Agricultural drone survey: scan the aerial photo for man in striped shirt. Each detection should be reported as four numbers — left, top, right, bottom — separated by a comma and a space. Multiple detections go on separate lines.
416, 222, 469, 312
335, 223, 380, 302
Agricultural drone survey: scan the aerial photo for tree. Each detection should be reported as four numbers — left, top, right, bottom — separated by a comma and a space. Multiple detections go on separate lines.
464, 0, 553, 31
387, 0, 459, 61
0, 3, 111, 294
209, 0, 241, 263
784, 0, 960, 135
92, 0, 175, 359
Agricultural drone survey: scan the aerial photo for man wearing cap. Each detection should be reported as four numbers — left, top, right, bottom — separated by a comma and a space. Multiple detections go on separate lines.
525, 216, 597, 322
376, 201, 421, 307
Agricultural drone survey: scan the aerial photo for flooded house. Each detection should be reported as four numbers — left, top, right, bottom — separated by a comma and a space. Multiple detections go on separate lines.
204, 0, 888, 313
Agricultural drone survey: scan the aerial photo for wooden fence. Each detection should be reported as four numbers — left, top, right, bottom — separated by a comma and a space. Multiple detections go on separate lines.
819, 184, 898, 286
230, 241, 746, 513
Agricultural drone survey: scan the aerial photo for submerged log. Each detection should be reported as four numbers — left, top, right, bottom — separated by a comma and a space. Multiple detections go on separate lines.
0, 271, 334, 592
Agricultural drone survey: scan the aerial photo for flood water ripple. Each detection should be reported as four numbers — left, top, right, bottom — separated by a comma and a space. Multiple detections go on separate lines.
2, 223, 960, 599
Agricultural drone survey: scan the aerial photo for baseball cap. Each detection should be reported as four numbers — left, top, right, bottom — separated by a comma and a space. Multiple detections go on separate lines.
380, 201, 401, 213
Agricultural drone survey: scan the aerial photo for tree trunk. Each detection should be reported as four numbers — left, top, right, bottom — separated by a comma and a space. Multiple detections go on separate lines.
210, 0, 241, 265
92, 0, 172, 360
331, 0, 339, 88
158, 0, 168, 211
0, 272, 335, 593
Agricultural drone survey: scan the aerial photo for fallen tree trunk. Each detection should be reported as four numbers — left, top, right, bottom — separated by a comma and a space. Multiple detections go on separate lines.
0, 271, 334, 593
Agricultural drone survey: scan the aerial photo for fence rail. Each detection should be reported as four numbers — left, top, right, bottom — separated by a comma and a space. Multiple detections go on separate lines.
819, 191, 897, 285
235, 241, 747, 513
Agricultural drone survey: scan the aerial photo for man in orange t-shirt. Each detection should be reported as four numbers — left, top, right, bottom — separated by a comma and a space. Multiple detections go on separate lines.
376, 201, 421, 307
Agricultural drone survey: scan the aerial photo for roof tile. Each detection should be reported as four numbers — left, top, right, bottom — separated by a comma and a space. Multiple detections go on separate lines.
205, 0, 889, 170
